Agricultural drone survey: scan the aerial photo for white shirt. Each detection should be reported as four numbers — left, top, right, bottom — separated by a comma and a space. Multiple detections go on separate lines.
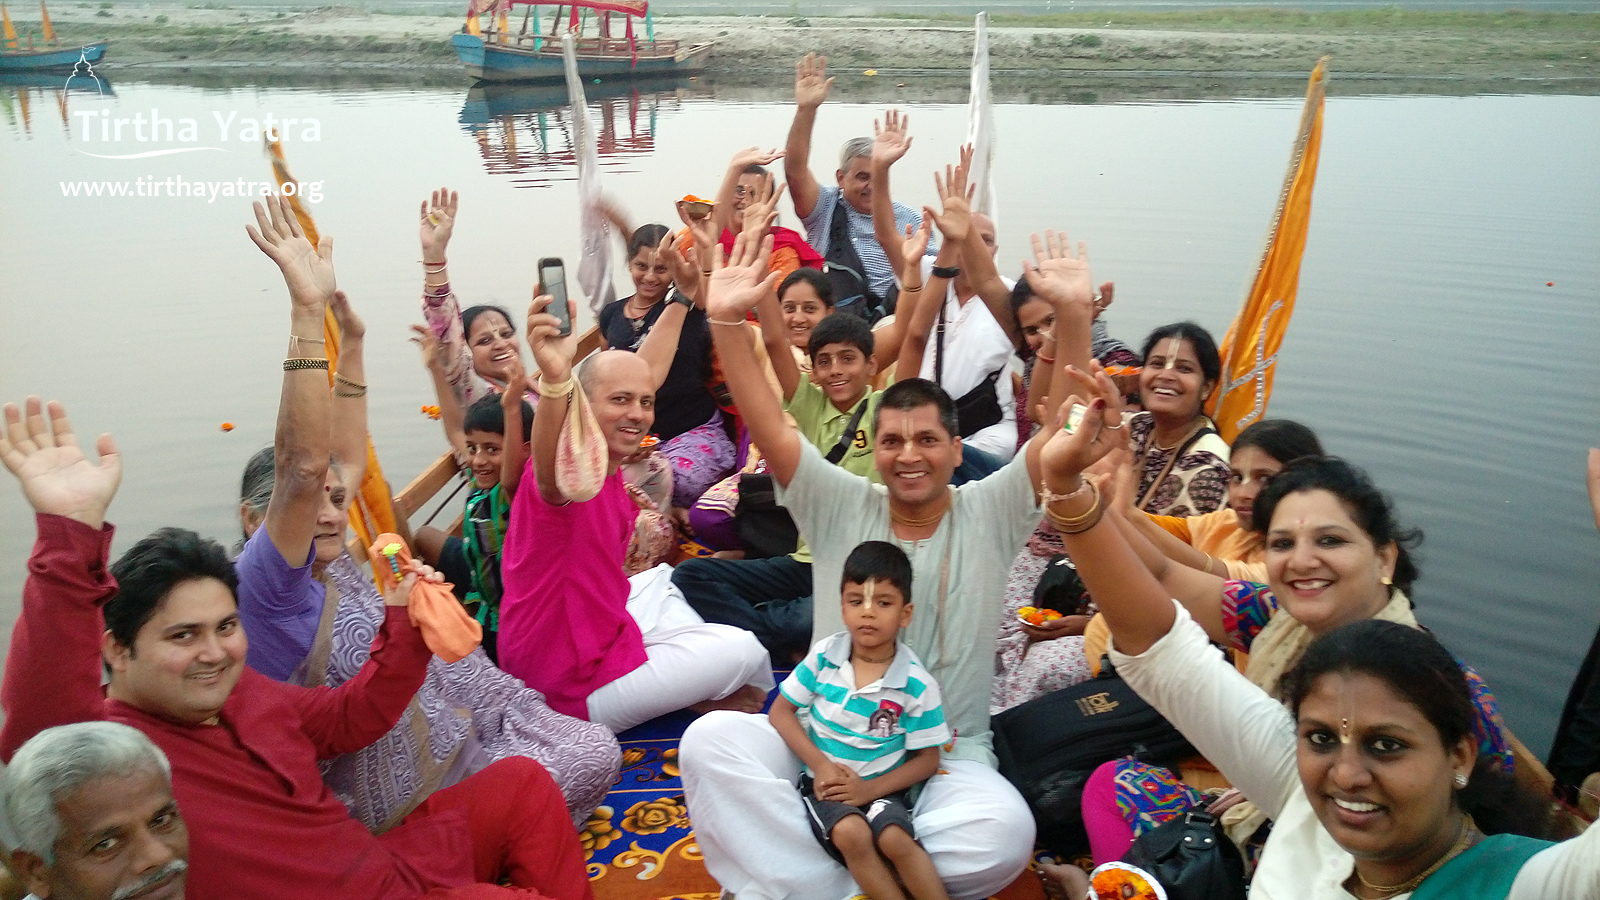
1111, 602, 1600, 900
912, 258, 1018, 461
775, 440, 1043, 765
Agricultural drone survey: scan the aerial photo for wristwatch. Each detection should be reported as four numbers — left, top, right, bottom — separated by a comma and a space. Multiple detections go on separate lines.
668, 290, 694, 310
931, 265, 960, 280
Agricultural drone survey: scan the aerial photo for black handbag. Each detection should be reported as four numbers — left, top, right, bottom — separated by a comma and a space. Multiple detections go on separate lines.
823, 200, 895, 325
1121, 808, 1247, 900
733, 474, 800, 559
1032, 554, 1090, 616
992, 656, 1195, 857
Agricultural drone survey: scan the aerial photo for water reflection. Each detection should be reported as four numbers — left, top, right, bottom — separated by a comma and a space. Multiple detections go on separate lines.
0, 72, 114, 136
460, 79, 706, 185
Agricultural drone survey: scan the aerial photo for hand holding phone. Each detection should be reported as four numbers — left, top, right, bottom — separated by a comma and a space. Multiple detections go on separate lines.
538, 257, 571, 337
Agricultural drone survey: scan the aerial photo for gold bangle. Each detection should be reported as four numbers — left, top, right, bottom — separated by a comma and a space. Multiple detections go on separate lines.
334, 372, 367, 390
901, 284, 923, 293
1047, 487, 1104, 535
536, 375, 574, 398
284, 357, 329, 371
425, 278, 449, 287
334, 386, 368, 398
707, 317, 746, 327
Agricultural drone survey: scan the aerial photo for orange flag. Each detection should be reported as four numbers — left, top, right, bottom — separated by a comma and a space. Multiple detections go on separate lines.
3, 6, 19, 51
264, 137, 398, 558
1206, 58, 1328, 442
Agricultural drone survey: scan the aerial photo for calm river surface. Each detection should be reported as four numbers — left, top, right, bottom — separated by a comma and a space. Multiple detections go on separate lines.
2, 78, 1596, 756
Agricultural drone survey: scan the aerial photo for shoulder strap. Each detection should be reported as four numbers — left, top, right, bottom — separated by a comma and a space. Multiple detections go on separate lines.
935, 299, 947, 387
825, 397, 871, 465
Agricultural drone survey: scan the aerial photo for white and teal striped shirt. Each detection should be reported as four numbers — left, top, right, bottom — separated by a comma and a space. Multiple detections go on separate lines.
780, 632, 950, 779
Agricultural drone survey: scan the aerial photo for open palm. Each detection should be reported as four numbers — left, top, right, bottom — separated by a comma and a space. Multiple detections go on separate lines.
0, 398, 121, 529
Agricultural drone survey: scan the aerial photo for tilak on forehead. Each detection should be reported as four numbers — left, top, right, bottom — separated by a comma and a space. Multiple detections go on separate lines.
1161, 337, 1182, 370
863, 578, 876, 602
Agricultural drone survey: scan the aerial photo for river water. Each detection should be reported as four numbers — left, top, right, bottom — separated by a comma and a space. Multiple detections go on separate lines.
1, 75, 1597, 757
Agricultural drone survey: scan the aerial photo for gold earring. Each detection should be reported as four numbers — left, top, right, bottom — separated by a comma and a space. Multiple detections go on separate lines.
1381, 575, 1393, 586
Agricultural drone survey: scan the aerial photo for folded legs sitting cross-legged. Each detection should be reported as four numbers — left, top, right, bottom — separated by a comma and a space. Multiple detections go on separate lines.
682, 162, 1108, 899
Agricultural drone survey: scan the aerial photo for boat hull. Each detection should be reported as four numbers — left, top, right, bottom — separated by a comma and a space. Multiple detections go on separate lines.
452, 32, 710, 83
0, 41, 107, 72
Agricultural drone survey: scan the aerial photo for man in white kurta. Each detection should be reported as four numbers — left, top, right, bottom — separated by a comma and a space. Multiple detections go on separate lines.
682, 222, 1103, 900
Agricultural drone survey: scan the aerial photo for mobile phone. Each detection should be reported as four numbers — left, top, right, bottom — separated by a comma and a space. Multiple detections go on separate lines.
538, 257, 570, 337
1061, 403, 1087, 434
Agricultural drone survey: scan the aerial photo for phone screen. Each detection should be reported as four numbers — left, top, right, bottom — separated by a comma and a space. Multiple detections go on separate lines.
540, 260, 570, 336
1061, 403, 1087, 434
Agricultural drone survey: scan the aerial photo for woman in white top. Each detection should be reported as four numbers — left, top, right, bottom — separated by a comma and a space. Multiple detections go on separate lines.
1030, 365, 1596, 900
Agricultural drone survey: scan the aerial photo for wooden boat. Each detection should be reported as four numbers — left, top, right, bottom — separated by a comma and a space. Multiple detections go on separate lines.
452, 0, 711, 84
0, 3, 107, 72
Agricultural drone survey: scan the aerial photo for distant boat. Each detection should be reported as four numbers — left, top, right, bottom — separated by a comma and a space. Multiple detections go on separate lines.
0, 2, 107, 72
452, 0, 711, 84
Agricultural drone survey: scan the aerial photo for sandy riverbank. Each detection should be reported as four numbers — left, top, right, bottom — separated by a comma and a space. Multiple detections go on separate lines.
16, 6, 1600, 92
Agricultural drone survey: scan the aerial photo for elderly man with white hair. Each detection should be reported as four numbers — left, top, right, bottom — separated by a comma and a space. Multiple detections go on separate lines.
785, 53, 923, 319
4, 722, 188, 900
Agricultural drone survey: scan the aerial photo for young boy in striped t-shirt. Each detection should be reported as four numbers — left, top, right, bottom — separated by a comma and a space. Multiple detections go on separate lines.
770, 541, 952, 900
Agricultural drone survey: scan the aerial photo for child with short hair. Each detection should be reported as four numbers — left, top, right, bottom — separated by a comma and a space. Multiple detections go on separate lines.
769, 541, 952, 900
417, 363, 534, 664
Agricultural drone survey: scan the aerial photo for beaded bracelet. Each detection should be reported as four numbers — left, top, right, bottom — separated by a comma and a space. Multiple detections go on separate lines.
284, 357, 329, 371
334, 372, 367, 390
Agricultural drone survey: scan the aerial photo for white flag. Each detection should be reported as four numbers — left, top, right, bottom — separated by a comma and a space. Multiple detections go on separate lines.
965, 12, 998, 229
563, 32, 616, 316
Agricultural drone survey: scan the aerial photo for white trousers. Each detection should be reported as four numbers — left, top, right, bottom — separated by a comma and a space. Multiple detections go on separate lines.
681, 710, 1035, 900
585, 565, 774, 734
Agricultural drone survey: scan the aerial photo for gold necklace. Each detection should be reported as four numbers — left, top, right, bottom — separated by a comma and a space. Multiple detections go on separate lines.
890, 496, 950, 530
1354, 815, 1477, 898
853, 649, 895, 664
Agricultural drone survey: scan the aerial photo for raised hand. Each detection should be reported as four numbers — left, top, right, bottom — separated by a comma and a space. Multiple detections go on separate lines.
410, 324, 448, 372
1038, 362, 1127, 493
731, 146, 784, 171
924, 158, 973, 245
329, 289, 364, 342
0, 398, 121, 530
872, 109, 913, 168
706, 228, 780, 320
794, 53, 833, 110
657, 229, 703, 298
526, 292, 578, 384
900, 220, 932, 275
674, 204, 719, 265
247, 194, 336, 310
1023, 230, 1094, 315
741, 172, 787, 234
501, 357, 529, 409
420, 187, 458, 263
1094, 281, 1114, 317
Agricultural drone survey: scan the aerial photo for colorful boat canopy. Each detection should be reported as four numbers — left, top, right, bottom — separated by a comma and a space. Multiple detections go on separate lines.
500, 0, 647, 15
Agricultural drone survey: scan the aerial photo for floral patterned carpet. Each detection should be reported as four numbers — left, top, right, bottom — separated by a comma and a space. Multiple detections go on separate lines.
583, 706, 718, 900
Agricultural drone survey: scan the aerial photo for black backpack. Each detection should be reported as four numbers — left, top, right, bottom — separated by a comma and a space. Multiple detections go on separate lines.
822, 198, 895, 326
992, 656, 1195, 858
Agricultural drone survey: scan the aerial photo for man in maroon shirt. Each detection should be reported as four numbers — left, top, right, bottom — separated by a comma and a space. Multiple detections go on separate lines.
0, 197, 593, 900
